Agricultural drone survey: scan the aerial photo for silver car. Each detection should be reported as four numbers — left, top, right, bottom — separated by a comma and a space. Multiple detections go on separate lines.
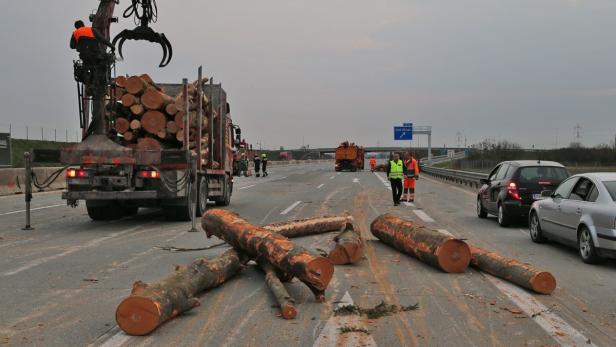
529, 173, 616, 263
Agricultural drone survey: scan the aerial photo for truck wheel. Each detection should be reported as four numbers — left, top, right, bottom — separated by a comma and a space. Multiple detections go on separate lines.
215, 176, 232, 206
86, 201, 121, 221
197, 176, 208, 217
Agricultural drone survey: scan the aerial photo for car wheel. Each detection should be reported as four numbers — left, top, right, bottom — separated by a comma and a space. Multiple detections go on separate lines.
477, 198, 487, 219
529, 212, 546, 243
497, 203, 510, 227
578, 227, 601, 264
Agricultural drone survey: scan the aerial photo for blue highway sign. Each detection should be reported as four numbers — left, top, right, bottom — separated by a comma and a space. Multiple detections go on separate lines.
394, 126, 413, 140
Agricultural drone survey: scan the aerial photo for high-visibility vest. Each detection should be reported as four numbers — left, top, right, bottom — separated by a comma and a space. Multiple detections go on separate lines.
73, 27, 95, 43
389, 160, 404, 180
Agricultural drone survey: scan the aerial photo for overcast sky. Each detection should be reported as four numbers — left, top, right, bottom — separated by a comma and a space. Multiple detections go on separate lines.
1, 0, 615, 149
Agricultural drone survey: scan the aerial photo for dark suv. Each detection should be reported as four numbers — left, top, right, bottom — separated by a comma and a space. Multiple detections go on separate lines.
477, 161, 570, 226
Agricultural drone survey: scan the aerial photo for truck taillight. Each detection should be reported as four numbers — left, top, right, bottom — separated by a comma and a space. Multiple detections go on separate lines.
138, 170, 160, 179
67, 169, 88, 178
507, 181, 521, 200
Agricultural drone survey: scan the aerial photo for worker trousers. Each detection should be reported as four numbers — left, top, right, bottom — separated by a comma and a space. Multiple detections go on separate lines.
390, 179, 403, 205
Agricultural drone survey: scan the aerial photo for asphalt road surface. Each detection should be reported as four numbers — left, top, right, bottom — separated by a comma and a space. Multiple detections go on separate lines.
1, 162, 615, 346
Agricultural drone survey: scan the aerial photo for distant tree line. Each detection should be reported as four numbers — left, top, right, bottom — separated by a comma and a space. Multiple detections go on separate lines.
466, 140, 616, 167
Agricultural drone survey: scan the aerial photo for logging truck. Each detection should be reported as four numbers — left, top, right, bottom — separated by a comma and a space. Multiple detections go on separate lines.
61, 74, 241, 221
334, 141, 365, 172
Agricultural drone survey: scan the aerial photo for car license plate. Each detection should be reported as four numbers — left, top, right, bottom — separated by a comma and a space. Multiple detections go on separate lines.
533, 194, 545, 200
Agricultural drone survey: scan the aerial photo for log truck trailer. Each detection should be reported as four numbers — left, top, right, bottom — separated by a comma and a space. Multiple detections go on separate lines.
60, 0, 241, 220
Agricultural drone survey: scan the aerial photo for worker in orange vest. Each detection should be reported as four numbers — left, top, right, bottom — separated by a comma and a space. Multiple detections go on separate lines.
70, 20, 114, 54
369, 157, 377, 172
402, 152, 420, 202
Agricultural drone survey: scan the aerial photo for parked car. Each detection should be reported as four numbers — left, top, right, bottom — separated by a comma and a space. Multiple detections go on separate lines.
528, 173, 616, 263
477, 161, 570, 226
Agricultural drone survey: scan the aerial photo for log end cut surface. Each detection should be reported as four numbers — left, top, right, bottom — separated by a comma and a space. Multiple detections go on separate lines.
328, 243, 363, 265
436, 239, 471, 273
305, 257, 335, 290
530, 272, 557, 294
282, 305, 297, 320
116, 296, 161, 336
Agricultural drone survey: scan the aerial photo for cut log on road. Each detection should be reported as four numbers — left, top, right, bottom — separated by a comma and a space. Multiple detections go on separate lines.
141, 111, 167, 135
469, 246, 556, 294
264, 214, 354, 238
370, 214, 471, 273
328, 223, 364, 265
257, 259, 297, 320
115, 117, 130, 134
116, 249, 242, 336
202, 209, 334, 301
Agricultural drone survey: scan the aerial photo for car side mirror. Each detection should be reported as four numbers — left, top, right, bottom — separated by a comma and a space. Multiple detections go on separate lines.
480, 178, 490, 185
541, 190, 553, 198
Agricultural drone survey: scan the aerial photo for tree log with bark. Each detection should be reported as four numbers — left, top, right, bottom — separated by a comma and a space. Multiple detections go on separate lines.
370, 214, 471, 273
264, 214, 354, 238
470, 246, 556, 294
257, 259, 297, 319
202, 209, 334, 301
327, 223, 364, 265
115, 249, 242, 336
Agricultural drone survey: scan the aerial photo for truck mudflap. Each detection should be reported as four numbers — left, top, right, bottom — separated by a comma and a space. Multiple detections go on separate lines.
62, 190, 158, 200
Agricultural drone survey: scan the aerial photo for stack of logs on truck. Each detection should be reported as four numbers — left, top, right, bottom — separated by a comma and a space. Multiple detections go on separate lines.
61, 71, 241, 221
335, 141, 365, 172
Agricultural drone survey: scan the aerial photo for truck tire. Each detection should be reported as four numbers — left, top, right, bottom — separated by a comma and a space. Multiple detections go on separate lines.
86, 201, 122, 221
215, 176, 232, 207
196, 176, 208, 217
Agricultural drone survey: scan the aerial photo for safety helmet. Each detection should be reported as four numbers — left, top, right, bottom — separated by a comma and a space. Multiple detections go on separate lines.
261, 154, 267, 158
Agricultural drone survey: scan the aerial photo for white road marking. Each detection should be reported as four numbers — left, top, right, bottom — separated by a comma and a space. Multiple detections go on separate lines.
238, 184, 256, 190
317, 184, 325, 189
402, 201, 415, 207
313, 291, 377, 347
95, 327, 131, 347
2, 225, 147, 276
352, 178, 360, 183
432, 228, 595, 346
413, 210, 435, 223
330, 176, 336, 180
486, 276, 596, 347
0, 204, 65, 216
280, 201, 302, 215
438, 229, 454, 237
373, 172, 392, 190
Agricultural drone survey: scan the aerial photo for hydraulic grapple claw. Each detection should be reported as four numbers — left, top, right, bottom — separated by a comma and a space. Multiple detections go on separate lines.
112, 26, 173, 67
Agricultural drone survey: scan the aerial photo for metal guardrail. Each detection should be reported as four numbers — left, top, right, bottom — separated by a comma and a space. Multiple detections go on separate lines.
421, 165, 488, 189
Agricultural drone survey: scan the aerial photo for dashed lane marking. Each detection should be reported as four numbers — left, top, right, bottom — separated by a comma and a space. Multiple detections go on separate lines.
0, 204, 65, 216
238, 185, 256, 190
413, 210, 435, 223
373, 172, 392, 190
280, 201, 302, 215
317, 184, 325, 189
330, 176, 336, 180
353, 178, 360, 183
313, 291, 377, 347
402, 202, 415, 207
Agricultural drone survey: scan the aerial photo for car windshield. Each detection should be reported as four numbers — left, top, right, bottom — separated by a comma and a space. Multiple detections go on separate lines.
603, 181, 616, 201
518, 166, 569, 184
